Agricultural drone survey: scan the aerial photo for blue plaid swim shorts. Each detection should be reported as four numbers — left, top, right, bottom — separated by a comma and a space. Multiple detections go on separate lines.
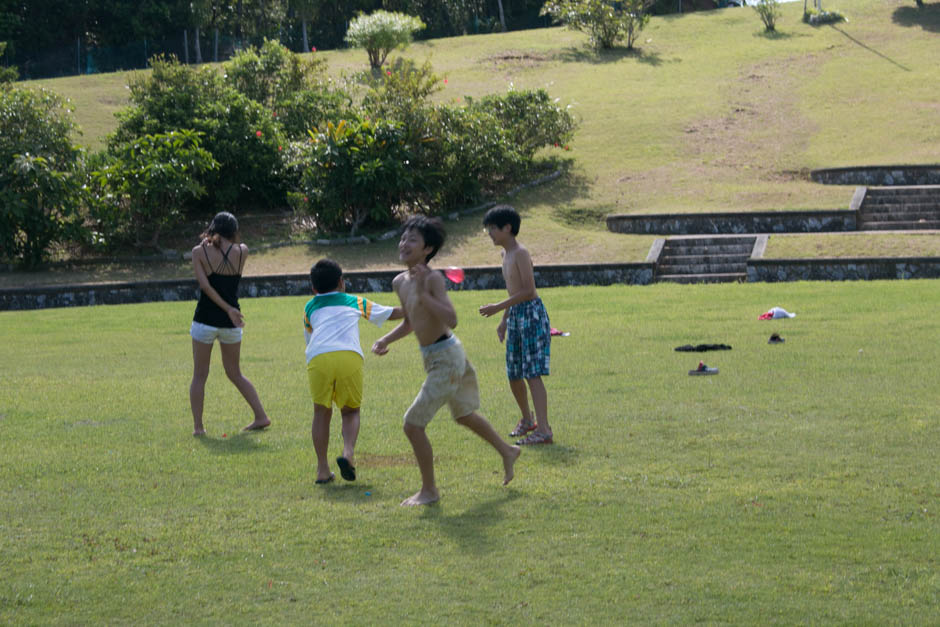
505, 297, 550, 380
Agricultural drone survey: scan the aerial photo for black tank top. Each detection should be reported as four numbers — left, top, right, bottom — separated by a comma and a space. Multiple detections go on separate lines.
192, 243, 243, 328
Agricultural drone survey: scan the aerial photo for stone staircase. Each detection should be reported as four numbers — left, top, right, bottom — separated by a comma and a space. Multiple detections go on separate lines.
857, 185, 940, 230
652, 235, 758, 284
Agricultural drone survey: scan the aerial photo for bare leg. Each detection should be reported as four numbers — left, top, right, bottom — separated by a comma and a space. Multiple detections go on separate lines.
311, 403, 333, 482
402, 422, 439, 506
219, 341, 271, 431
339, 406, 360, 464
190, 339, 213, 436
456, 412, 521, 486
509, 378, 534, 425
526, 377, 551, 435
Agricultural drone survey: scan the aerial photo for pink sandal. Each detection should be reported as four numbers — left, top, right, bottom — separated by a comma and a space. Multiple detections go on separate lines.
509, 419, 536, 438
517, 430, 553, 445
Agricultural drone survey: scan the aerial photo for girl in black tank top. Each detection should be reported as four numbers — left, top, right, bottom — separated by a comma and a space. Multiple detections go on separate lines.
189, 212, 271, 436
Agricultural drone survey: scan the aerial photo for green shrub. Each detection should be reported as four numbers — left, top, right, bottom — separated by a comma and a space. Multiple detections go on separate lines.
467, 89, 577, 159
112, 56, 286, 207
803, 9, 846, 25
753, 0, 781, 32
290, 117, 413, 234
89, 130, 218, 250
541, 0, 651, 50
224, 39, 325, 108
0, 85, 84, 267
345, 10, 426, 69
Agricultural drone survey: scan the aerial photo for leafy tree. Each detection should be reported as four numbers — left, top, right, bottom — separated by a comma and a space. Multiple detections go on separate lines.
0, 42, 17, 82
541, 0, 652, 50
0, 85, 84, 266
90, 130, 218, 249
345, 10, 426, 69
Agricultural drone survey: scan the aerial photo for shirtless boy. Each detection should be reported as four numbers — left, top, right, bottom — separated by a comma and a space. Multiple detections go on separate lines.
479, 205, 554, 445
371, 215, 520, 506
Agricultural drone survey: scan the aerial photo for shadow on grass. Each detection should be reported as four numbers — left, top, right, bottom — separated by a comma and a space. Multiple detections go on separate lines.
827, 25, 912, 72
753, 29, 810, 40
555, 46, 669, 67
418, 489, 524, 554
517, 443, 579, 467
196, 430, 269, 454
892, 4, 940, 33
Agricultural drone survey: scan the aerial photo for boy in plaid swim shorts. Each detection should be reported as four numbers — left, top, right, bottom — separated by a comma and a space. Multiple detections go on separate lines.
479, 205, 554, 445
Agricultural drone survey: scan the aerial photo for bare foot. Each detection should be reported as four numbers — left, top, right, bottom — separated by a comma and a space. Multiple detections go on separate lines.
193, 428, 206, 437
243, 419, 271, 432
503, 445, 521, 486
401, 489, 440, 506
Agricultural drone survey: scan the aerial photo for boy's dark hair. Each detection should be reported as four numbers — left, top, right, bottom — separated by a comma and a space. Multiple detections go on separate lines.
310, 258, 343, 293
402, 215, 446, 262
482, 205, 520, 236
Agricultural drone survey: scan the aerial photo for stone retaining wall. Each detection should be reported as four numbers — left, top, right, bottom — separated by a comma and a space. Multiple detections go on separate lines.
748, 258, 940, 282
0, 263, 655, 311
606, 210, 856, 235
5, 258, 940, 311
811, 165, 940, 186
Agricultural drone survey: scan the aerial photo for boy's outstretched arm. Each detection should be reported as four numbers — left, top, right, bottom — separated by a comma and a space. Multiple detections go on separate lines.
372, 319, 412, 355
389, 306, 405, 320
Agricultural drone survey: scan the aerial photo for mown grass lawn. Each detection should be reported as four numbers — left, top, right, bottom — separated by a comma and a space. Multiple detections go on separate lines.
1, 281, 937, 623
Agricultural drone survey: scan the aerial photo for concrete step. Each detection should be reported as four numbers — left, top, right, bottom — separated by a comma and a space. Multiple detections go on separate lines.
867, 185, 940, 193
661, 244, 754, 256
655, 273, 746, 284
664, 236, 757, 246
657, 263, 748, 275
860, 220, 940, 230
860, 209, 940, 221
658, 254, 751, 264
861, 202, 940, 212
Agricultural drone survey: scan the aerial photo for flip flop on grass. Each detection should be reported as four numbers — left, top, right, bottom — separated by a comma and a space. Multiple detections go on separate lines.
315, 473, 335, 485
336, 457, 356, 482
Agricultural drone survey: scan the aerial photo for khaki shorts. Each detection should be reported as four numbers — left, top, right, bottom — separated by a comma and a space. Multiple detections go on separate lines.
307, 350, 363, 409
404, 335, 480, 428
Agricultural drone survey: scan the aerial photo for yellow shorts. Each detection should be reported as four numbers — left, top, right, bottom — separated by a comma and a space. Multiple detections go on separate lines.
307, 351, 364, 409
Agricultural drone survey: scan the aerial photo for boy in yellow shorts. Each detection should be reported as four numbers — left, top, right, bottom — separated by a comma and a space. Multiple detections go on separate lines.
304, 259, 403, 484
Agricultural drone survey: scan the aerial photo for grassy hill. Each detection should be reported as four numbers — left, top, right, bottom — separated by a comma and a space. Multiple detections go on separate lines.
10, 0, 940, 286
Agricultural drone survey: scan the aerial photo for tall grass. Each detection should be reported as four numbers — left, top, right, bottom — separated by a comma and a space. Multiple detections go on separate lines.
1, 281, 937, 622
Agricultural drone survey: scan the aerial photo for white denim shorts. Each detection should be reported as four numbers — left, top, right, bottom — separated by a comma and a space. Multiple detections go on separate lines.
190, 321, 242, 345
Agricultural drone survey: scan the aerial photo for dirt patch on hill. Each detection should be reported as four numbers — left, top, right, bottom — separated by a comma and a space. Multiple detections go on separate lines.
482, 50, 552, 69
681, 54, 822, 183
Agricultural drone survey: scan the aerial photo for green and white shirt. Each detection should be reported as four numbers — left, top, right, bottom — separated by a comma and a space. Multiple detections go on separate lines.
303, 292, 395, 363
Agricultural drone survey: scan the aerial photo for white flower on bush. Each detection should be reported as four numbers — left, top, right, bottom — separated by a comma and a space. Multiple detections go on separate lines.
345, 10, 426, 69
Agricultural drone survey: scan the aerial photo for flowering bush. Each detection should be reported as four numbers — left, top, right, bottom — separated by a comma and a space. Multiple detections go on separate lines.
345, 10, 426, 69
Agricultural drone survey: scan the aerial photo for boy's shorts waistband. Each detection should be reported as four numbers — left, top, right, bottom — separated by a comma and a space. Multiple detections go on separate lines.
420, 333, 459, 356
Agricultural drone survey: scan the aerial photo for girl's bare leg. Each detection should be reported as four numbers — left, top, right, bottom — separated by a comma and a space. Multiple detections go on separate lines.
190, 339, 213, 435
402, 422, 439, 506
219, 341, 271, 431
